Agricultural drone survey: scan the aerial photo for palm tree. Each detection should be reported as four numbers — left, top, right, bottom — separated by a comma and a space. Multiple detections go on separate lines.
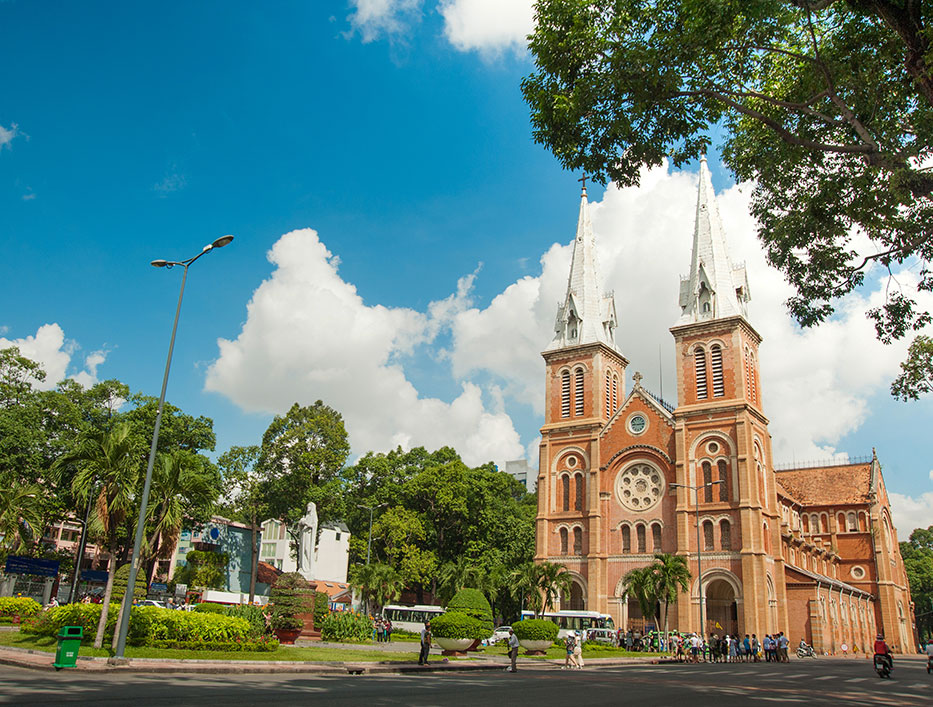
536, 561, 574, 614
349, 562, 403, 615
437, 556, 481, 605
650, 553, 691, 648
0, 484, 44, 552
53, 423, 140, 649
144, 451, 217, 585
509, 562, 543, 617
621, 565, 658, 633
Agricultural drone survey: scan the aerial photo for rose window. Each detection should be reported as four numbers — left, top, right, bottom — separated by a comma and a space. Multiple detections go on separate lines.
616, 463, 665, 512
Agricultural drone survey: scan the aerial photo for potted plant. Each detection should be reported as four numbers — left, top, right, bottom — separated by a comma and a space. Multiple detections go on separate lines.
270, 572, 314, 644
513, 618, 558, 655
443, 588, 494, 652
430, 612, 487, 654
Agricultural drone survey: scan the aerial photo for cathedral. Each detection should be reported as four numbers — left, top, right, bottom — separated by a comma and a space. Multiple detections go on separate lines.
535, 159, 917, 654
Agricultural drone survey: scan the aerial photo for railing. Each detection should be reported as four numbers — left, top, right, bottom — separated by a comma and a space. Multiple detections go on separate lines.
644, 388, 676, 413
773, 454, 872, 471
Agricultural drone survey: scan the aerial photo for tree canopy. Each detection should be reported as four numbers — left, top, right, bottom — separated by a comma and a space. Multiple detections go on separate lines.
524, 0, 933, 394
901, 525, 933, 640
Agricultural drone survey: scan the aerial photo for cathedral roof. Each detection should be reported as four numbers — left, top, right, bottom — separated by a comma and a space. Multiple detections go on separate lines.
783, 564, 872, 598
677, 157, 750, 325
546, 185, 620, 353
775, 463, 873, 506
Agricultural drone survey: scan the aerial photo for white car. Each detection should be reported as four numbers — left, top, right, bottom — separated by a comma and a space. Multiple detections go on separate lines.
139, 600, 167, 609
586, 628, 617, 645
490, 626, 512, 644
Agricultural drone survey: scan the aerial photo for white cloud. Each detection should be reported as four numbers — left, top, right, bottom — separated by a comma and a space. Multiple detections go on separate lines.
889, 491, 933, 536
153, 168, 186, 196
0, 323, 106, 389
439, 0, 533, 54
0, 122, 20, 150
346, 0, 424, 43
204, 228, 524, 466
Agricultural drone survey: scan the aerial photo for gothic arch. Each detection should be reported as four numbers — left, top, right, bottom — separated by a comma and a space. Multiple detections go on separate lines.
691, 567, 743, 602
551, 446, 591, 475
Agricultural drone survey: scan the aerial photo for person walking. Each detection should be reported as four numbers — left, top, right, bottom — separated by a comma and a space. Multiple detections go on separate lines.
751, 634, 760, 662
564, 632, 576, 669
778, 632, 789, 662
418, 621, 432, 665
507, 628, 519, 672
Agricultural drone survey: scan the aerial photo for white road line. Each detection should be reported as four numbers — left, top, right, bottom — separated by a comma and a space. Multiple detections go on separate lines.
813, 675, 835, 680
845, 677, 868, 683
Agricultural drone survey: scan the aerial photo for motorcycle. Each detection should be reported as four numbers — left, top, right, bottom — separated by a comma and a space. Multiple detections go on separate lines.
873, 653, 893, 679
796, 644, 816, 658
927, 655, 932, 674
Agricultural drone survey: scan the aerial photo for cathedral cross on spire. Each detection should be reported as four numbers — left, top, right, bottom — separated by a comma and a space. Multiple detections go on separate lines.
578, 173, 588, 195
633, 371, 643, 388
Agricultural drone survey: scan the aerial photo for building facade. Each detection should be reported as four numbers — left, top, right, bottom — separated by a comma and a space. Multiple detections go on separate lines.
259, 514, 350, 583
536, 162, 916, 653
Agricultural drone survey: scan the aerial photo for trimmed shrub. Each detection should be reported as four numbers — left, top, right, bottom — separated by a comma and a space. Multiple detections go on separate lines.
147, 637, 279, 652
313, 591, 329, 627
512, 619, 558, 642
22, 603, 113, 640
270, 573, 314, 631
320, 610, 374, 643
445, 588, 493, 634
222, 603, 267, 638
0, 597, 41, 619
193, 603, 229, 614
429, 612, 489, 641
111, 563, 147, 605
143, 610, 251, 644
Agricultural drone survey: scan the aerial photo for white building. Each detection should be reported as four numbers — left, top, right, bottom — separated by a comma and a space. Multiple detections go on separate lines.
259, 510, 350, 582
504, 459, 537, 493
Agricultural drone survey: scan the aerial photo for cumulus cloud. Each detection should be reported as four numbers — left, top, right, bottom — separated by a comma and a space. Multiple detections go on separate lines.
346, 0, 424, 43
153, 167, 187, 197
889, 491, 933, 536
0, 323, 107, 389
204, 229, 524, 466
444, 162, 931, 465
439, 0, 533, 54
0, 122, 21, 151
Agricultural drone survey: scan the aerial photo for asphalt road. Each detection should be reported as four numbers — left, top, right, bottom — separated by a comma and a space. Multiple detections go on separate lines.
1, 657, 929, 706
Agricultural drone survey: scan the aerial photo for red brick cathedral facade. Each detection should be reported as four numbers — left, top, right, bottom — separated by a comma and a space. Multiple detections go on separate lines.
536, 161, 917, 653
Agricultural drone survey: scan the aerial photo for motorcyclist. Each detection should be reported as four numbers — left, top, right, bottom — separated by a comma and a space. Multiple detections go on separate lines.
873, 634, 892, 672
924, 637, 933, 667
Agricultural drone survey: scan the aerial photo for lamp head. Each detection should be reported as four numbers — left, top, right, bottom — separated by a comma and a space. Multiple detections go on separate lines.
211, 235, 234, 248
151, 260, 169, 268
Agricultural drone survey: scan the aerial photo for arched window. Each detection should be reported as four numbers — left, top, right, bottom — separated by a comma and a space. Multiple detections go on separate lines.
621, 525, 631, 553
717, 459, 729, 501
763, 522, 771, 553
574, 368, 584, 416
652, 523, 662, 551
612, 375, 619, 412
802, 515, 810, 534
847, 512, 858, 532
703, 520, 714, 550
695, 347, 708, 399
636, 524, 647, 553
710, 344, 724, 397
561, 475, 570, 512
720, 519, 732, 550
605, 371, 611, 417
559, 528, 568, 555
837, 513, 846, 533
561, 370, 571, 417
574, 473, 584, 511
573, 527, 583, 555
821, 514, 828, 533
858, 512, 867, 532
702, 461, 713, 502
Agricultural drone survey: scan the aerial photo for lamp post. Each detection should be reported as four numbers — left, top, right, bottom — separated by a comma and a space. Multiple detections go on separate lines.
670, 479, 724, 640
357, 503, 387, 565
113, 235, 234, 660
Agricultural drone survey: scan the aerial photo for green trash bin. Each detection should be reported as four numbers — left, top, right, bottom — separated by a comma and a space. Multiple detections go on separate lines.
53, 626, 83, 670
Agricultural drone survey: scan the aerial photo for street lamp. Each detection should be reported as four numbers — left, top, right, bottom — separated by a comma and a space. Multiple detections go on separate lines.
670, 479, 724, 641
357, 503, 387, 565
113, 235, 234, 660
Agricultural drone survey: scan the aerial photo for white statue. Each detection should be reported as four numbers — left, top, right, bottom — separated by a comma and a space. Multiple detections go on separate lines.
297, 502, 318, 581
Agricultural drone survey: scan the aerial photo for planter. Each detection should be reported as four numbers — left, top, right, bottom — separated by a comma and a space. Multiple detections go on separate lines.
273, 627, 302, 644
519, 639, 553, 655
436, 637, 474, 655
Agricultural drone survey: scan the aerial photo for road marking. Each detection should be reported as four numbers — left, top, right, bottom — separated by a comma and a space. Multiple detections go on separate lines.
813, 675, 835, 680
845, 677, 867, 683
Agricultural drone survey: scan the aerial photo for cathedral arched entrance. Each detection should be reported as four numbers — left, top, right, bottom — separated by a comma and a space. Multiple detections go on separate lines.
706, 579, 738, 637
561, 580, 586, 611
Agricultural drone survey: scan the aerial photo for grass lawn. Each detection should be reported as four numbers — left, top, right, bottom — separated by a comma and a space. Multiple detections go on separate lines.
483, 643, 662, 660
0, 631, 425, 663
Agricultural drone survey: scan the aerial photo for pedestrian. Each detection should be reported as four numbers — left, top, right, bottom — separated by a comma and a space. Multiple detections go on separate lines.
573, 630, 584, 669
564, 632, 575, 669
777, 632, 789, 662
507, 628, 519, 672
418, 621, 432, 665
728, 634, 738, 663
386, 618, 392, 642
763, 634, 773, 662
751, 634, 760, 662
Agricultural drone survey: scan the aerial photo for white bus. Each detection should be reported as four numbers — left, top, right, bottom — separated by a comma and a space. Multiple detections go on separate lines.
520, 610, 615, 639
382, 604, 445, 633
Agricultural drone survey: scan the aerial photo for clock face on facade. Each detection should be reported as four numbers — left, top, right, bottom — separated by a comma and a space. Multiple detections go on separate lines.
616, 463, 665, 511
628, 414, 647, 434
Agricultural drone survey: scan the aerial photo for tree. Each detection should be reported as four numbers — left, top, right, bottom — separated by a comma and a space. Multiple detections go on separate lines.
217, 445, 266, 603
510, 562, 544, 617
349, 562, 403, 615
621, 565, 658, 632
437, 556, 482, 605
536, 561, 575, 614
651, 553, 692, 646
0, 484, 44, 552
901, 525, 933, 640
53, 423, 141, 649
892, 335, 933, 400
258, 401, 350, 570
524, 0, 933, 393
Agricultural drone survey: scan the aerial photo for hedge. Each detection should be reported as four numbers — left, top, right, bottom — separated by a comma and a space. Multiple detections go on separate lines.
445, 588, 493, 635
320, 610, 373, 643
111, 563, 147, 605
512, 619, 558, 642
0, 597, 41, 620
429, 611, 489, 641
192, 603, 229, 614
147, 637, 279, 652
222, 603, 267, 638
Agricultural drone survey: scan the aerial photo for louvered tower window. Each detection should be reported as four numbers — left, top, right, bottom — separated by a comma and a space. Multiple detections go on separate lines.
749, 352, 758, 403
710, 344, 724, 397
695, 347, 708, 399
612, 375, 618, 412
561, 370, 571, 417
744, 348, 752, 401
718, 460, 729, 501
574, 368, 584, 416
702, 461, 713, 502
605, 371, 611, 417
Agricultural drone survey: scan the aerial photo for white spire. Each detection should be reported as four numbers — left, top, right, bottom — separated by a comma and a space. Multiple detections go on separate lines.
547, 183, 619, 351
677, 157, 750, 324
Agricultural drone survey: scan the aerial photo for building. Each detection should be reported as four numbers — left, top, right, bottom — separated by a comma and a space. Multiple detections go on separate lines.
259, 514, 350, 583
504, 459, 538, 493
535, 161, 917, 653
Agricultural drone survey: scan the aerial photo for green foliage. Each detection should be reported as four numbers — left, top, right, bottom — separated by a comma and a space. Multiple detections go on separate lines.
192, 603, 229, 614
111, 563, 147, 605
349, 562, 403, 613
429, 611, 488, 640
892, 335, 933, 401
146, 637, 279, 652
511, 561, 574, 618
320, 610, 374, 642
221, 604, 267, 639
622, 553, 691, 641
901, 525, 933, 640
512, 619, 558, 642
523, 0, 933, 389
446, 588, 493, 631
0, 597, 41, 619
313, 591, 329, 627
270, 572, 314, 630
174, 550, 229, 590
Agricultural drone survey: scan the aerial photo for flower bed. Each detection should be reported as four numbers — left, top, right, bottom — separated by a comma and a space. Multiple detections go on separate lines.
320, 610, 373, 642
0, 597, 41, 623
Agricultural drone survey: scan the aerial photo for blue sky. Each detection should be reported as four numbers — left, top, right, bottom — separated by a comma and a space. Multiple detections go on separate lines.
2, 1, 931, 534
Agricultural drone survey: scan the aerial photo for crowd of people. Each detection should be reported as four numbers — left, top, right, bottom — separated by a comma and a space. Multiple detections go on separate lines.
373, 616, 393, 642
670, 631, 792, 663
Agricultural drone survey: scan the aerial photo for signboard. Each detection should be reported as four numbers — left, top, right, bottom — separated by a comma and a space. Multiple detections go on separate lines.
150, 582, 168, 594
4, 556, 60, 578
79, 569, 109, 583
175, 583, 187, 597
